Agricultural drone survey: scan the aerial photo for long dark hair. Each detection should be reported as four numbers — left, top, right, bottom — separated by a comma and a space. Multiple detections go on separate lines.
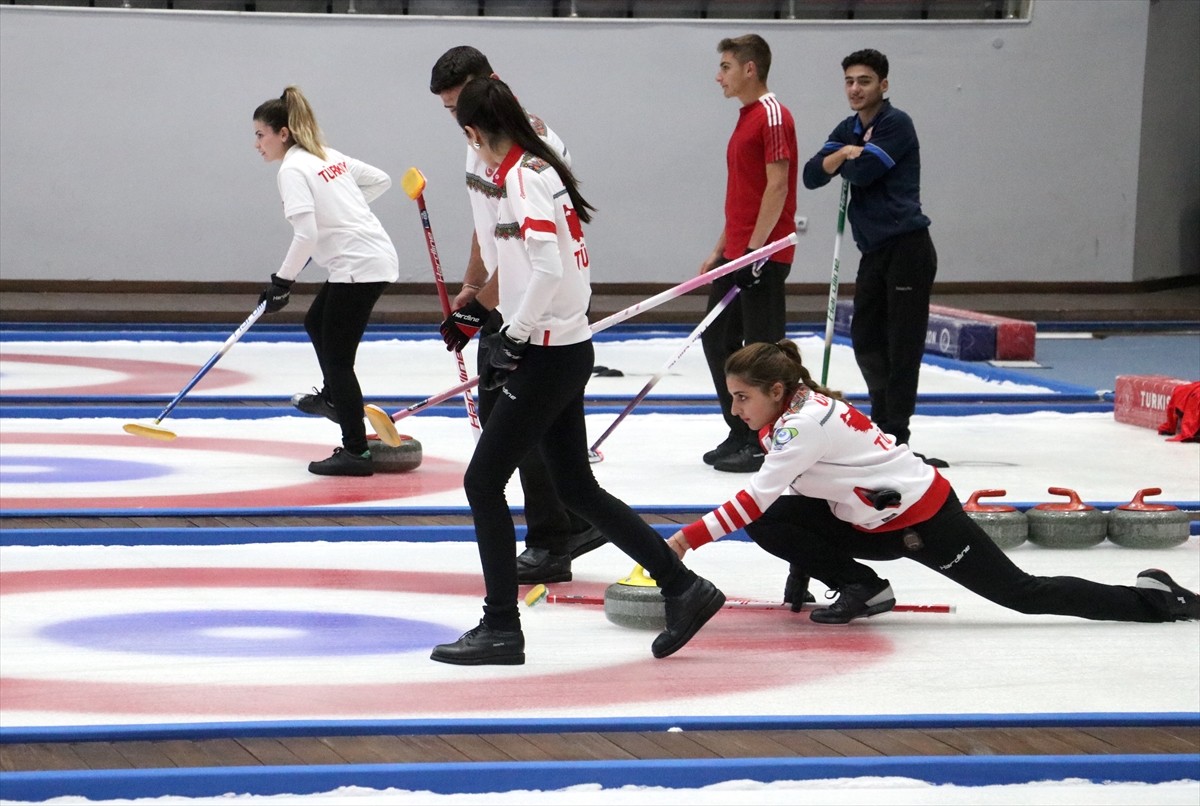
455, 76, 595, 224
725, 340, 845, 402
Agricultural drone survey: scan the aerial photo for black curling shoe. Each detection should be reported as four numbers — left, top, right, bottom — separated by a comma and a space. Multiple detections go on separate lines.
810, 579, 896, 624
515, 547, 572, 585
703, 434, 743, 465
431, 620, 525, 666
1137, 569, 1200, 621
308, 447, 373, 477
292, 387, 340, 424
651, 576, 725, 658
565, 524, 607, 559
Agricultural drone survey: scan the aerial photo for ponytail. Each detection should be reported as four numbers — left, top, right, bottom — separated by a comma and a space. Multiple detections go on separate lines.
725, 340, 845, 403
455, 76, 596, 224
252, 86, 327, 161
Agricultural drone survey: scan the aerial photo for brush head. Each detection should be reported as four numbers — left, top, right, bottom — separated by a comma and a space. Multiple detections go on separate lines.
524, 584, 548, 607
123, 422, 177, 441
401, 166, 427, 200
364, 404, 402, 447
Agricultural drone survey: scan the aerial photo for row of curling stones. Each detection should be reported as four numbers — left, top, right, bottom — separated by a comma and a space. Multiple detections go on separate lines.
964, 487, 1191, 549
365, 434, 422, 473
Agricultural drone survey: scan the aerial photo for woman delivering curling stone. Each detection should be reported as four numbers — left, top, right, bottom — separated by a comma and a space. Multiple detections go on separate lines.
431, 77, 725, 666
666, 340, 1200, 625
253, 86, 399, 477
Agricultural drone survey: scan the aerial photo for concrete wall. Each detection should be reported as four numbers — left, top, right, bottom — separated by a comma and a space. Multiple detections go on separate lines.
0, 1, 1189, 286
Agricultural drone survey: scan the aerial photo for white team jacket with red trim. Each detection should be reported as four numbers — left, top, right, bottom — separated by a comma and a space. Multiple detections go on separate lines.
490, 145, 592, 347
682, 388, 950, 548
465, 111, 567, 277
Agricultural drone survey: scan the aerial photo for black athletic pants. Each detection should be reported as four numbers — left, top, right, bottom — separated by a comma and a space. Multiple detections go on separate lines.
744, 490, 1167, 622
303, 280, 387, 456
477, 312, 592, 553
851, 228, 937, 446
463, 339, 693, 631
700, 259, 791, 445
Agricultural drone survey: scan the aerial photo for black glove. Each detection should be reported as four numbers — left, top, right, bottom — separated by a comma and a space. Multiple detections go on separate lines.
479, 330, 527, 391
783, 563, 816, 613
439, 298, 490, 352
734, 257, 767, 290
259, 273, 293, 314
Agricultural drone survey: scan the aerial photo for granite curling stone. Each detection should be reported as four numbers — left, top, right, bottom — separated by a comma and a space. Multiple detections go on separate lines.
604, 564, 668, 630
1026, 487, 1107, 548
366, 434, 423, 473
963, 488, 1028, 550
1106, 487, 1190, 549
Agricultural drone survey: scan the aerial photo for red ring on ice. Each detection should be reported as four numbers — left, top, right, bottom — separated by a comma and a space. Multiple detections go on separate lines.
0, 353, 251, 396
0, 432, 463, 510
0, 567, 891, 717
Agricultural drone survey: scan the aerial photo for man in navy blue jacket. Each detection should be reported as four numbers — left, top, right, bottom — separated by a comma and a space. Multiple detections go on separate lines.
803, 49, 946, 467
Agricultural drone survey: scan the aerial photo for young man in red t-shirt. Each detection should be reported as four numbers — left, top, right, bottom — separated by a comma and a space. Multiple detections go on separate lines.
699, 33, 798, 473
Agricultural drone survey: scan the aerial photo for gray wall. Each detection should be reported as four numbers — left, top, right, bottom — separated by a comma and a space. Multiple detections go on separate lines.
0, 1, 1193, 286
1134, 0, 1200, 282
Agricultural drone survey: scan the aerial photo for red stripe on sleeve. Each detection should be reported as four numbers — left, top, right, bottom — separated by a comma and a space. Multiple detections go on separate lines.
720, 502, 743, 528
735, 489, 763, 521
520, 218, 556, 238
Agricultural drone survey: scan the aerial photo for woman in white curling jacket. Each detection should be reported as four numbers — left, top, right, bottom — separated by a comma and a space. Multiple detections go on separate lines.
666, 339, 1199, 626
252, 85, 399, 477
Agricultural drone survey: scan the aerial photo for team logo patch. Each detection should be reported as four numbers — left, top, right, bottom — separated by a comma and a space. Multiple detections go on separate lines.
772, 427, 799, 447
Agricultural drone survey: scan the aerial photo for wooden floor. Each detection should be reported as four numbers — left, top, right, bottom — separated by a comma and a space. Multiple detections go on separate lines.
4, 725, 1199, 773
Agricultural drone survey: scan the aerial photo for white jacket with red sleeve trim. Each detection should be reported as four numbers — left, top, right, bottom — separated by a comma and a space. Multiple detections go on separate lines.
682, 388, 950, 549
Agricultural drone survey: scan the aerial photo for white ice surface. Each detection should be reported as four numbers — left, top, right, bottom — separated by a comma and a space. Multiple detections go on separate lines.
0, 335, 1057, 398
3, 411, 1197, 507
5, 778, 1200, 806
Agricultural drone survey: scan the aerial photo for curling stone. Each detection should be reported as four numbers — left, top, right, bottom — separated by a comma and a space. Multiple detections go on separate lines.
1026, 487, 1107, 548
604, 564, 667, 630
365, 434, 422, 474
963, 489, 1027, 550
1106, 487, 1191, 549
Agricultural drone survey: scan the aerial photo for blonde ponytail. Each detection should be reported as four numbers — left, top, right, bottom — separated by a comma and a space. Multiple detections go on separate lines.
281, 86, 327, 161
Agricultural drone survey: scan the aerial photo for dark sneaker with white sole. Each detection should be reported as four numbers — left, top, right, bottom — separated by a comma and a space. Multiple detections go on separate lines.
292, 387, 340, 424
431, 620, 525, 666
810, 578, 896, 624
651, 575, 725, 658
308, 447, 373, 477
1136, 569, 1200, 621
